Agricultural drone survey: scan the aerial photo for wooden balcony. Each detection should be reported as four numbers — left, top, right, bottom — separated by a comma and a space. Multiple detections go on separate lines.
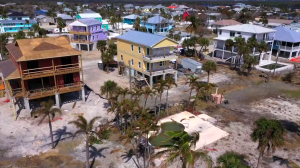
70, 38, 93, 44
25, 82, 82, 100
69, 30, 91, 35
22, 63, 81, 80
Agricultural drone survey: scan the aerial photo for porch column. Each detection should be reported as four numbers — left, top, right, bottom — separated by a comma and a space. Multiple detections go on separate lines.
55, 92, 60, 108
24, 97, 31, 116
87, 44, 90, 52
163, 74, 166, 80
79, 44, 81, 51
222, 43, 225, 59
150, 75, 153, 89
174, 72, 177, 83
81, 87, 85, 102
289, 51, 292, 60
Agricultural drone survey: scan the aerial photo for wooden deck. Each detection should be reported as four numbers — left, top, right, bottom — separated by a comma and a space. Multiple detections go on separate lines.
69, 30, 91, 35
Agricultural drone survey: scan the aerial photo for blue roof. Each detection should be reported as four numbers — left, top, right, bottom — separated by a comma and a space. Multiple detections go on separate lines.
117, 30, 166, 47
274, 27, 300, 43
78, 18, 101, 26
144, 15, 173, 24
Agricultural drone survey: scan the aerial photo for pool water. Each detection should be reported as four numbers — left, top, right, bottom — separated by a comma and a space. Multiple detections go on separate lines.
260, 63, 286, 70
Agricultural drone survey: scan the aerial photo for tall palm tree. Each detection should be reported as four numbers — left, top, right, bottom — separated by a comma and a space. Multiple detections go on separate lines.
234, 36, 246, 68
202, 61, 217, 84
32, 24, 40, 34
165, 77, 177, 115
100, 80, 118, 103
56, 17, 66, 34
185, 76, 199, 108
191, 81, 207, 113
251, 118, 285, 168
217, 151, 250, 168
189, 36, 198, 57
142, 16, 148, 27
133, 17, 141, 31
31, 100, 61, 149
142, 86, 154, 109
247, 36, 258, 56
257, 41, 269, 63
198, 37, 210, 55
242, 53, 259, 75
154, 79, 168, 115
156, 130, 212, 168
225, 39, 235, 67
186, 15, 199, 36
69, 116, 100, 168
97, 40, 107, 61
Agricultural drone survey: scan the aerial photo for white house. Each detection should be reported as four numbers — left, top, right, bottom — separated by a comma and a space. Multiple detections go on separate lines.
213, 24, 276, 62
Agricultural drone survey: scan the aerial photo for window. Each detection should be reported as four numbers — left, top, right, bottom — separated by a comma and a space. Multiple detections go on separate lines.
230, 31, 235, 37
92, 36, 94, 40
138, 47, 141, 54
146, 48, 150, 55
97, 35, 98, 39
237, 32, 241, 35
159, 61, 166, 66
96, 26, 98, 30
92, 27, 94, 31
219, 30, 222, 35
121, 55, 123, 61
131, 59, 134, 65
131, 44, 134, 51
138, 62, 141, 68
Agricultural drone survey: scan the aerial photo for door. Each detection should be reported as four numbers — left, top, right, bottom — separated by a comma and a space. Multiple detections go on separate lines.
63, 73, 74, 85
146, 48, 150, 55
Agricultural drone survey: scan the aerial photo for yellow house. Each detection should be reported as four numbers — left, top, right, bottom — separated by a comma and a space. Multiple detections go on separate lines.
117, 30, 178, 88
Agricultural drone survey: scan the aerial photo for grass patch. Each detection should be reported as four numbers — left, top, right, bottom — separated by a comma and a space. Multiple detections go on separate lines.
280, 90, 300, 99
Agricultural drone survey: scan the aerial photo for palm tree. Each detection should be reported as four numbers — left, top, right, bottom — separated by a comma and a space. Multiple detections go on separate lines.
251, 118, 285, 168
69, 116, 100, 168
217, 151, 250, 168
142, 86, 154, 109
186, 15, 199, 36
259, 12, 268, 27
225, 39, 235, 67
198, 37, 210, 55
165, 77, 177, 115
185, 76, 199, 108
32, 24, 40, 34
110, 16, 117, 29
242, 54, 259, 75
192, 82, 207, 113
154, 79, 168, 115
100, 80, 118, 102
257, 41, 269, 63
102, 50, 114, 73
0, 33, 10, 59
189, 36, 198, 57
27, 31, 35, 38
202, 61, 217, 84
97, 40, 107, 61
142, 16, 148, 27
247, 36, 258, 56
31, 100, 61, 149
133, 17, 141, 31
234, 36, 246, 68
57, 17, 66, 34
156, 130, 212, 168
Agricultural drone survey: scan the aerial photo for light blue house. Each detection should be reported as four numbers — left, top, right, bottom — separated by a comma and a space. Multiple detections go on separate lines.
0, 12, 36, 33
0, 19, 36, 33
140, 15, 173, 34
273, 26, 300, 59
123, 14, 141, 25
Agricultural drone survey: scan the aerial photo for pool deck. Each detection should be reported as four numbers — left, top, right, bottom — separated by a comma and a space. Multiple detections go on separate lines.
158, 111, 229, 150
255, 60, 295, 73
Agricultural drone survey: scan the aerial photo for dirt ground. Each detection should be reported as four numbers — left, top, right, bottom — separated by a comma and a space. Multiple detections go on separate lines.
0, 50, 300, 168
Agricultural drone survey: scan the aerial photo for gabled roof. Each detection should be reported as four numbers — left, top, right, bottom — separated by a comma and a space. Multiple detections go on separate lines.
77, 13, 101, 18
268, 19, 294, 25
123, 14, 141, 20
83, 9, 96, 13
273, 27, 300, 43
145, 15, 173, 24
78, 18, 101, 26
219, 24, 276, 34
6, 36, 81, 62
213, 19, 242, 26
117, 30, 177, 47
0, 59, 19, 79
57, 14, 73, 20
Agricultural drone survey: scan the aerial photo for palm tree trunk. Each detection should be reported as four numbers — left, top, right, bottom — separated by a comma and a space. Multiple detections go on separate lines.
144, 97, 148, 109
207, 72, 210, 84
86, 134, 90, 168
48, 116, 54, 149
188, 89, 192, 108
256, 151, 263, 168
159, 95, 162, 115
107, 63, 109, 73
192, 93, 198, 114
154, 96, 158, 116
166, 89, 169, 115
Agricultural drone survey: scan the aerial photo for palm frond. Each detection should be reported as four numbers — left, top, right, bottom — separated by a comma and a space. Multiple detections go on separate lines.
72, 130, 85, 139
88, 116, 101, 132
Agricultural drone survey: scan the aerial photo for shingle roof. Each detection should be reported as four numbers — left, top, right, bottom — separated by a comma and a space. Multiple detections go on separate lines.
0, 59, 17, 79
213, 19, 242, 26
8, 12, 28, 17
117, 30, 166, 47
145, 15, 173, 24
123, 14, 141, 20
273, 27, 300, 43
78, 18, 101, 26
219, 24, 276, 34
0, 19, 36, 24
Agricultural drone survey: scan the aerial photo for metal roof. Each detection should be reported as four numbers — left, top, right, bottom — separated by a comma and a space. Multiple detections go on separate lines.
182, 58, 202, 66
57, 14, 73, 20
78, 18, 101, 26
144, 15, 173, 24
8, 12, 28, 17
78, 13, 101, 18
219, 24, 276, 34
117, 30, 166, 47
0, 19, 36, 23
273, 27, 300, 43
123, 14, 141, 20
